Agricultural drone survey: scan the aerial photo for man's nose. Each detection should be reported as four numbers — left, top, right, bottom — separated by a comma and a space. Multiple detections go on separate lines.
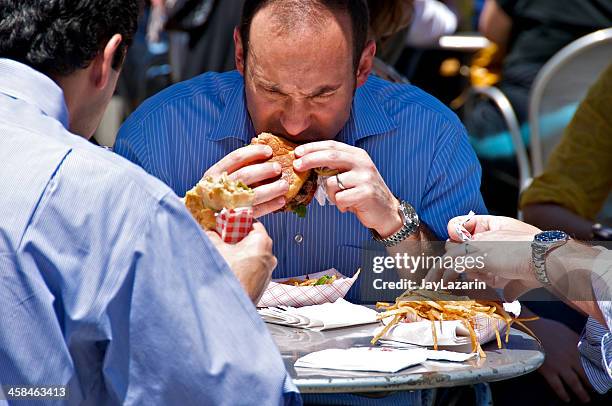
280, 100, 311, 137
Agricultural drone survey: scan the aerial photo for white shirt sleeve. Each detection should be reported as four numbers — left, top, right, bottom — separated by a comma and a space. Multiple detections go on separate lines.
406, 0, 458, 47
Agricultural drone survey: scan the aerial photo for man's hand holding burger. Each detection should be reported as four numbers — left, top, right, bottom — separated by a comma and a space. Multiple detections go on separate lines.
204, 144, 289, 218
206, 222, 277, 304
293, 140, 403, 238
204, 134, 407, 240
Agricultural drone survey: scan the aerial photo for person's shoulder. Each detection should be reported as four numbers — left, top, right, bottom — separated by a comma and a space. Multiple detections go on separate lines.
123, 70, 242, 127
61, 133, 176, 207
365, 75, 465, 135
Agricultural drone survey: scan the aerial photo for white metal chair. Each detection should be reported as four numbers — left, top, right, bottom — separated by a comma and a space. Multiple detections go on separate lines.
467, 86, 531, 193
464, 85, 530, 219
465, 28, 612, 218
528, 28, 612, 177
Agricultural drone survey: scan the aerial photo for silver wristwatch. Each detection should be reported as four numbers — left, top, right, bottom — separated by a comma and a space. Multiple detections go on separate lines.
371, 200, 419, 247
531, 230, 568, 285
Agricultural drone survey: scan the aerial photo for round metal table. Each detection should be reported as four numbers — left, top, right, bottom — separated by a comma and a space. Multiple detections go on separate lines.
268, 323, 544, 394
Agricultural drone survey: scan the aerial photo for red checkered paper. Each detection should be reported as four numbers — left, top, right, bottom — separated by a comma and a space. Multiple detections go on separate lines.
257, 269, 360, 308
215, 207, 254, 244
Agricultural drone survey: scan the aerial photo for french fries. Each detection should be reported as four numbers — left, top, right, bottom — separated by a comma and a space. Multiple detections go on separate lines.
371, 289, 538, 357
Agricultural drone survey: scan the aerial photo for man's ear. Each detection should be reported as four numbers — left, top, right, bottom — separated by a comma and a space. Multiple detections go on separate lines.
356, 40, 376, 88
234, 27, 245, 75
92, 34, 123, 90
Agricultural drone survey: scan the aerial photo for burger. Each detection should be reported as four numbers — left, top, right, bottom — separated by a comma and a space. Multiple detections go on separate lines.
251, 133, 337, 217
184, 173, 254, 229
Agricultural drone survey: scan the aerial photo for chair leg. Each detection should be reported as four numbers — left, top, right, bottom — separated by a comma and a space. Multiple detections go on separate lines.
473, 382, 493, 406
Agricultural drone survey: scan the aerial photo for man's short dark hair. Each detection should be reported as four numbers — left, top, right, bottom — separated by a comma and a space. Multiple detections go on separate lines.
239, 0, 369, 71
0, 0, 141, 77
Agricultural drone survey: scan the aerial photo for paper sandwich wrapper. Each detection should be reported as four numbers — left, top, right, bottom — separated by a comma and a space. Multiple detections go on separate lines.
376, 312, 510, 350
257, 269, 360, 308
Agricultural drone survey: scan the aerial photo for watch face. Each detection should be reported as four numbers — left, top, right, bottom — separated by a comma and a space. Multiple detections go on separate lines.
398, 201, 416, 224
534, 230, 568, 243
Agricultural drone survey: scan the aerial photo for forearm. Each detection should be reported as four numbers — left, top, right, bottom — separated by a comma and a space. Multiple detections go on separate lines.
547, 241, 607, 326
388, 222, 441, 281
523, 203, 595, 240
479, 0, 512, 47
227, 257, 272, 304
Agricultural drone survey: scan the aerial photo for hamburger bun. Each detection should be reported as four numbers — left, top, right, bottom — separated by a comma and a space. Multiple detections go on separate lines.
251, 133, 314, 207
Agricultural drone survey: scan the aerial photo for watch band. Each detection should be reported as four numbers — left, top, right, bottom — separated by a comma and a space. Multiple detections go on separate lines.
531, 231, 568, 286
531, 242, 552, 285
371, 201, 419, 247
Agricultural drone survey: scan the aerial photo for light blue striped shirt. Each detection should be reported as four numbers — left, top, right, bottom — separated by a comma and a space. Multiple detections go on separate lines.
0, 58, 300, 405
578, 248, 612, 394
116, 71, 486, 304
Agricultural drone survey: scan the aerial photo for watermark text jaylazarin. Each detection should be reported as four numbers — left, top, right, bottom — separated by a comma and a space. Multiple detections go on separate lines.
372, 278, 487, 291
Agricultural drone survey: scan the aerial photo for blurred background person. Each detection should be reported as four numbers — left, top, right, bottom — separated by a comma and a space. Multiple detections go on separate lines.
149, 0, 245, 82
367, 0, 413, 69
521, 63, 612, 242
369, 0, 460, 80
405, 0, 458, 48
464, 0, 612, 216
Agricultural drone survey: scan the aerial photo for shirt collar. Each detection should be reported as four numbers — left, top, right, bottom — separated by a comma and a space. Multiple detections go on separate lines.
207, 73, 396, 145
0, 58, 69, 128
208, 78, 255, 144
340, 76, 397, 145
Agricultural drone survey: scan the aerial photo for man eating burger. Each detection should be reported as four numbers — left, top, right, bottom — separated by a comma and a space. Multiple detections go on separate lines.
115, 0, 487, 303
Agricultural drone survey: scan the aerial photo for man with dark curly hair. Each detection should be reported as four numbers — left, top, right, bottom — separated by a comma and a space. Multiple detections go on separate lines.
0, 1, 300, 404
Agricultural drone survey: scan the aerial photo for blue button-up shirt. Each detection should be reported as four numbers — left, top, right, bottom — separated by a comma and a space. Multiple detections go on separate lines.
115, 71, 487, 302
0, 59, 300, 405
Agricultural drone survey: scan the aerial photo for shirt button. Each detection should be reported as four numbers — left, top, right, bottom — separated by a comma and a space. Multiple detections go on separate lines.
294, 234, 304, 244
